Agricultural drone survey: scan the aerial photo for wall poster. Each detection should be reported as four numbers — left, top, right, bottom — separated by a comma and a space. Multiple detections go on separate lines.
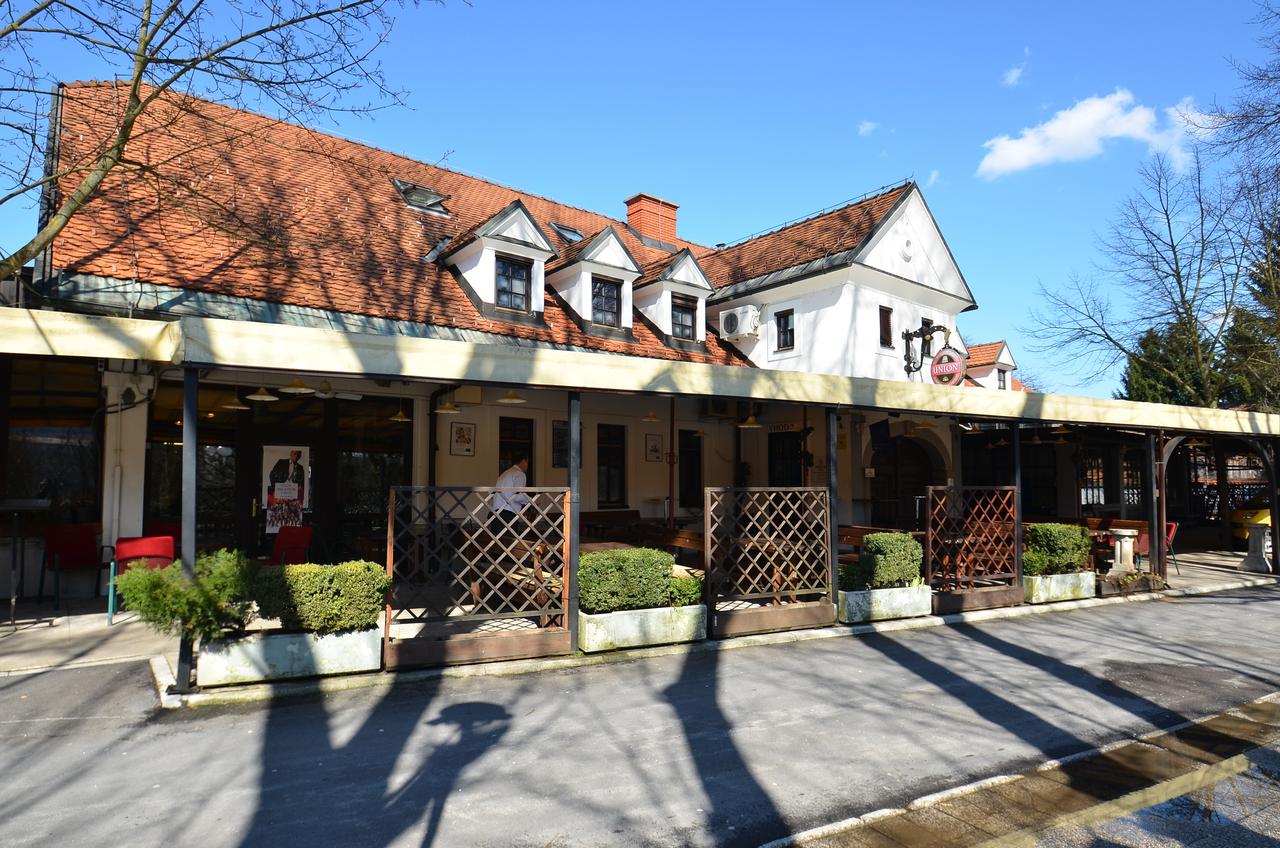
262, 445, 310, 534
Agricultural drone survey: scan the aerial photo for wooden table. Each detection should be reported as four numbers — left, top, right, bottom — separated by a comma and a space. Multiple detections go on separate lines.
579, 541, 633, 554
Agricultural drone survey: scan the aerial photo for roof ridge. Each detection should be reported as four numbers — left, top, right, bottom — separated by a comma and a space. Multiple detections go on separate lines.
59, 80, 710, 253
714, 179, 914, 251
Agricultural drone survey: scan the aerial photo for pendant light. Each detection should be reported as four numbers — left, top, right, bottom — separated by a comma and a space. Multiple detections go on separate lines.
246, 387, 278, 402
737, 414, 762, 429
389, 400, 411, 423
278, 377, 315, 395
436, 399, 461, 414
496, 389, 527, 405
641, 410, 660, 423
221, 396, 250, 411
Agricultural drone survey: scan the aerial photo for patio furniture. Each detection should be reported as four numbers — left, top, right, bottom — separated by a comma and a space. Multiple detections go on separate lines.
269, 525, 312, 564
39, 523, 112, 610
108, 535, 176, 624
2, 498, 51, 626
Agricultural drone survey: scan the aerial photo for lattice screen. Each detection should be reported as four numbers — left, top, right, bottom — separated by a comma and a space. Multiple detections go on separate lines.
926, 486, 1019, 592
704, 487, 832, 607
387, 487, 569, 628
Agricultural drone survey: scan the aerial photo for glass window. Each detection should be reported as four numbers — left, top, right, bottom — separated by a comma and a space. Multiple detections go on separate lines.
671, 295, 697, 341
921, 318, 933, 357
775, 309, 795, 351
998, 369, 1007, 390
678, 429, 703, 509
551, 222, 583, 242
498, 416, 535, 484
879, 306, 893, 348
592, 277, 621, 327
597, 423, 627, 508
496, 256, 532, 311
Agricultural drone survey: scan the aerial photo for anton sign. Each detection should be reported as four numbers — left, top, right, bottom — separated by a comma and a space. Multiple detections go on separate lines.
929, 347, 967, 386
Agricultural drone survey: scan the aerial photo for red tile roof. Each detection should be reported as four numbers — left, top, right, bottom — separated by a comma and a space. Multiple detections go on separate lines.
696, 185, 911, 288
964, 341, 1006, 368
51, 82, 740, 365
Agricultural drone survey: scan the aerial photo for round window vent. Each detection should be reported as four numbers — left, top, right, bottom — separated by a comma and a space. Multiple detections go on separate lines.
724, 312, 740, 334
901, 239, 914, 262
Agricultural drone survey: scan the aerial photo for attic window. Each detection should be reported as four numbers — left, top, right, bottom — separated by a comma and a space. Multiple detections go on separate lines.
392, 179, 449, 216
551, 222, 583, 243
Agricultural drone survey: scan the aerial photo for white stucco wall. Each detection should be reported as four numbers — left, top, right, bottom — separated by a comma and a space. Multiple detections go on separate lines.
859, 189, 971, 303
450, 237, 550, 313
101, 369, 155, 545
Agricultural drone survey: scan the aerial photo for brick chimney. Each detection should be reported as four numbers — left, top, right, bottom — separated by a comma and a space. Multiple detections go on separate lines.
625, 193, 679, 244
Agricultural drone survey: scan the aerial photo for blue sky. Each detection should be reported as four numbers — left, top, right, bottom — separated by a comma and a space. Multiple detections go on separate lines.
3, 0, 1267, 395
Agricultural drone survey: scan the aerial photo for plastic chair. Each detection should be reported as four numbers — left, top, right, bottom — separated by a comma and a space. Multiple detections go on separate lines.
1136, 522, 1179, 575
39, 524, 112, 610
270, 525, 312, 564
108, 535, 175, 625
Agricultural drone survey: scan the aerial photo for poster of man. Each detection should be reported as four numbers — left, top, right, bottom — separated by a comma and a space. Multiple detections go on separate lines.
262, 446, 310, 534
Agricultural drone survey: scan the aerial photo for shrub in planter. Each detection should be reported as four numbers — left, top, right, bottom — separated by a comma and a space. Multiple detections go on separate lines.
1023, 523, 1091, 575
115, 548, 256, 643
579, 547, 674, 614
839, 532, 923, 591
670, 574, 703, 608
253, 561, 390, 634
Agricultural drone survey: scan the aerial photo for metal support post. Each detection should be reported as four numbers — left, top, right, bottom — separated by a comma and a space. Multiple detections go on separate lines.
567, 392, 581, 649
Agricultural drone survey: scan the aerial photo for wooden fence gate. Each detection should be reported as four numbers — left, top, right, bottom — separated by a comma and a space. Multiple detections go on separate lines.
925, 485, 1022, 613
704, 487, 835, 637
384, 486, 573, 668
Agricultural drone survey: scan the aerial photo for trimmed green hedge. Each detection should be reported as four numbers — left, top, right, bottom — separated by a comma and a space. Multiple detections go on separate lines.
254, 561, 390, 634
115, 548, 256, 643
579, 547, 701, 613
839, 532, 923, 591
1023, 523, 1091, 576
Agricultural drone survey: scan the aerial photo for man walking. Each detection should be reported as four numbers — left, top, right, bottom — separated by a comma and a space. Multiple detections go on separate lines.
492, 455, 531, 535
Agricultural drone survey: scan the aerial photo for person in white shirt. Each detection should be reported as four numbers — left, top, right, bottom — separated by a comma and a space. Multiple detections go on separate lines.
491, 455, 531, 534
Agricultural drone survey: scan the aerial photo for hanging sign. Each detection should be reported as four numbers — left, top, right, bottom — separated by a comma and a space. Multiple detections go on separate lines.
929, 347, 967, 386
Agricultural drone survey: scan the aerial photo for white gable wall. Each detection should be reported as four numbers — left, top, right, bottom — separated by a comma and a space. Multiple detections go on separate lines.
858, 189, 972, 305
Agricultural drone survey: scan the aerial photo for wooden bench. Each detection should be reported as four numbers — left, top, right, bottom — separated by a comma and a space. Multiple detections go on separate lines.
632, 525, 706, 573
580, 509, 642, 541
836, 525, 924, 565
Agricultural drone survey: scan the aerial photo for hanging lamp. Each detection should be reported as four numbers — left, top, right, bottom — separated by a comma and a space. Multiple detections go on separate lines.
278, 377, 315, 395
389, 401, 411, 423
496, 389, 527, 405
737, 414, 762, 429
436, 399, 461, 414
246, 387, 278, 402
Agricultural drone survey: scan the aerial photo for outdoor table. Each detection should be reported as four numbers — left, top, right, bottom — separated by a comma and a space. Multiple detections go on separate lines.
1, 499, 51, 627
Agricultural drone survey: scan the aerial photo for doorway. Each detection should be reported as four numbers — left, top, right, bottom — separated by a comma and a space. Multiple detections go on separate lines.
498, 416, 535, 484
870, 437, 936, 529
768, 431, 804, 487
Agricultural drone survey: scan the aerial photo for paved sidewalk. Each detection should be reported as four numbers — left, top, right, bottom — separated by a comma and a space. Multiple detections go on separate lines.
0, 599, 176, 675
1, 585, 1278, 847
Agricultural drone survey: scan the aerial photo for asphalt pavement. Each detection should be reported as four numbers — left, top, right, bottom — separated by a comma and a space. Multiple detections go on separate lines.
1, 587, 1279, 847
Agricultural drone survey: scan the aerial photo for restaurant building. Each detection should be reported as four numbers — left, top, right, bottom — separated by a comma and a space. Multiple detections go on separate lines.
2, 82, 1277, 675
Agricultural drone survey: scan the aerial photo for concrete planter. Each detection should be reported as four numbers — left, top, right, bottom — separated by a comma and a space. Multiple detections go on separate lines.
838, 583, 932, 624
1023, 572, 1096, 605
578, 604, 707, 653
197, 627, 383, 687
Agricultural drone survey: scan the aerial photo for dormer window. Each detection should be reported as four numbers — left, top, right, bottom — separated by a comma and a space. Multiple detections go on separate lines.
551, 222, 583, 243
592, 277, 621, 327
998, 369, 1007, 390
671, 295, 698, 340
392, 179, 449, 216
496, 255, 532, 311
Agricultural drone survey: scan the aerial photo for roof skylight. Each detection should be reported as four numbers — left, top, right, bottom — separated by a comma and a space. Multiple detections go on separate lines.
551, 222, 583, 243
392, 179, 449, 216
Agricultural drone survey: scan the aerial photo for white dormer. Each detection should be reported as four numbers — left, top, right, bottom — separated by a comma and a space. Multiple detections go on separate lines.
633, 249, 713, 344
964, 340, 1020, 390
544, 227, 642, 331
442, 200, 557, 316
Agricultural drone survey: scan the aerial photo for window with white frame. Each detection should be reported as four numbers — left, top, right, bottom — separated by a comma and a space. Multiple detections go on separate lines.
592, 277, 621, 327
671, 295, 697, 340
998, 369, 1007, 390
775, 309, 795, 351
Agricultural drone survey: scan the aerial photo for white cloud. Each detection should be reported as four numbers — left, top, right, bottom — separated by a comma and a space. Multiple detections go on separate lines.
1002, 47, 1030, 87
925, 169, 941, 188
976, 89, 1196, 179
857, 120, 879, 137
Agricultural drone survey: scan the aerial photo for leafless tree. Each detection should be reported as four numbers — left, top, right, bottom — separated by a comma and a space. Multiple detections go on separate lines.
1199, 2, 1280, 164
1026, 152, 1252, 408
0, 0, 426, 282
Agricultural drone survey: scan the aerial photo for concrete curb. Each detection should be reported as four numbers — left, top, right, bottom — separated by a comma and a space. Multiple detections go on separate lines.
159, 573, 1280, 709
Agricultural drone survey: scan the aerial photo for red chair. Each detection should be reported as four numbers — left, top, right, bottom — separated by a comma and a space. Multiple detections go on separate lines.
270, 526, 312, 564
108, 535, 176, 625
143, 520, 182, 548
1136, 522, 1179, 575
39, 524, 111, 610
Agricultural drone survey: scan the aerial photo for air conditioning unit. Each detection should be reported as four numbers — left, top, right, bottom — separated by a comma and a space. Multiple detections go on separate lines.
719, 305, 760, 341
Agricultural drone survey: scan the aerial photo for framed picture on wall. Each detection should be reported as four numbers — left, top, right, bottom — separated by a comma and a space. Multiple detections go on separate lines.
645, 432, 663, 463
449, 421, 476, 456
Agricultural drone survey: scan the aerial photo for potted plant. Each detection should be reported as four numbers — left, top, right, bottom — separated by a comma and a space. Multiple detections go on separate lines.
1022, 524, 1095, 603
577, 547, 706, 653
116, 549, 390, 686
837, 532, 931, 623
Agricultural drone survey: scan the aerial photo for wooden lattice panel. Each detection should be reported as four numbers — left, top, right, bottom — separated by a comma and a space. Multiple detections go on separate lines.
926, 486, 1019, 592
386, 487, 569, 627
704, 487, 832, 606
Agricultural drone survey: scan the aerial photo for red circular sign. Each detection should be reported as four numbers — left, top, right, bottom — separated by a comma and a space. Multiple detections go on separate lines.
930, 347, 967, 386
